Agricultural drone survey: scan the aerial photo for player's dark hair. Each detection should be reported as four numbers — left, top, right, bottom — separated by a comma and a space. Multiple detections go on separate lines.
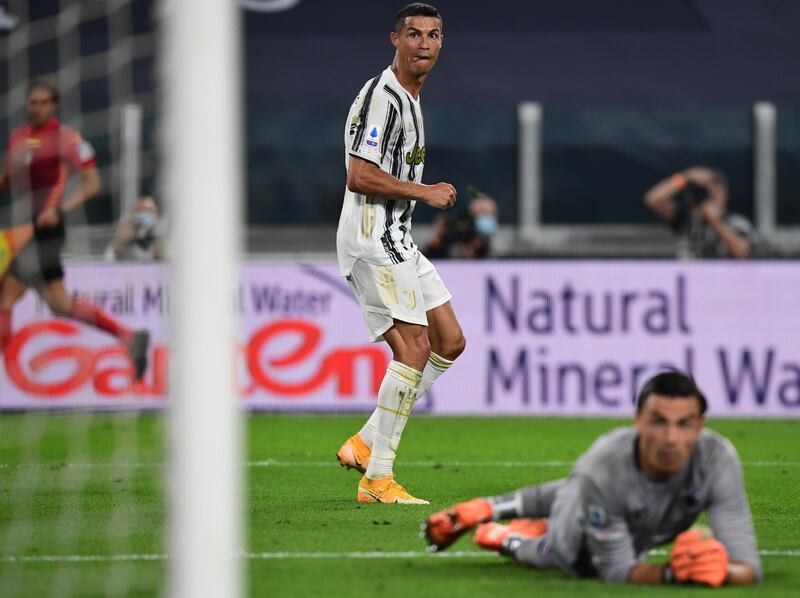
394, 3, 441, 33
27, 78, 59, 103
636, 371, 707, 415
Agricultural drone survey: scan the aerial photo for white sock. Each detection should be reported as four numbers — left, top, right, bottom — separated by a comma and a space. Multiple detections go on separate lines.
358, 352, 454, 449
364, 361, 422, 480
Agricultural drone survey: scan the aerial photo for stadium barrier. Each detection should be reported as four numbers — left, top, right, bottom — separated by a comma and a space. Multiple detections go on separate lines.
0, 260, 798, 417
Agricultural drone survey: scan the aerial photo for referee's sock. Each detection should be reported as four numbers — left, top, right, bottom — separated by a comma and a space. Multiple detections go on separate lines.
0, 309, 11, 352
69, 299, 133, 344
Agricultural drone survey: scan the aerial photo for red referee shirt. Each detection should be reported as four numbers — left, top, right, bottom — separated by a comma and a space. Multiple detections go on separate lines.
2, 116, 97, 217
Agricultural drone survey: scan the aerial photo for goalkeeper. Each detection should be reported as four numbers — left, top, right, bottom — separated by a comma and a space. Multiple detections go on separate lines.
424, 371, 761, 586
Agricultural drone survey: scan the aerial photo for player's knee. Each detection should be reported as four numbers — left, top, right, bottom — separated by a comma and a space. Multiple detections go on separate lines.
438, 332, 466, 361
412, 331, 432, 366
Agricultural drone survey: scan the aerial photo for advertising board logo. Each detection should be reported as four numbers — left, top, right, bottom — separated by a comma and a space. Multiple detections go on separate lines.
4, 320, 167, 396
245, 319, 387, 397
3, 319, 387, 401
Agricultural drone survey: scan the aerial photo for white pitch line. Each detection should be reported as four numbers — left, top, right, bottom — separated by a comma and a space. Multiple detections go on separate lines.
0, 460, 797, 469
2, 549, 799, 564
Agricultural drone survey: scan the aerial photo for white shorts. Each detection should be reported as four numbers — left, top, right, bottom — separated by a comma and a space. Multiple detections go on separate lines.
346, 252, 452, 342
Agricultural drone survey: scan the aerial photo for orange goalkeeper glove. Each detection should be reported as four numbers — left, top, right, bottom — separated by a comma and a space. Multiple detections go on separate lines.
669, 529, 730, 587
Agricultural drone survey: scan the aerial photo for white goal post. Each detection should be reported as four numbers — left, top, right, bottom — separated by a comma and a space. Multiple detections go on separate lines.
161, 0, 244, 597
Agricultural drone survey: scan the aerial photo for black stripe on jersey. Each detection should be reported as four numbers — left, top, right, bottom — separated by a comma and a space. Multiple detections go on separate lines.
383, 85, 404, 115
380, 105, 398, 161
351, 74, 382, 152
405, 95, 421, 182
383, 85, 405, 171
390, 131, 405, 178
381, 200, 404, 264
397, 201, 413, 251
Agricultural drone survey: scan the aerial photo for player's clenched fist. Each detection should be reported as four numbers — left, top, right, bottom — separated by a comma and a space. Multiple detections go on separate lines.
669, 529, 730, 587
423, 182, 457, 209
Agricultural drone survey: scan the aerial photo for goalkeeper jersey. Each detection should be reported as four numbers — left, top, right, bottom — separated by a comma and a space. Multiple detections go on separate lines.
535, 427, 761, 582
336, 66, 426, 277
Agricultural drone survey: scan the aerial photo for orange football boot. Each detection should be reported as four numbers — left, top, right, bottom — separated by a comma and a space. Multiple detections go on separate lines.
336, 434, 371, 474
357, 475, 429, 505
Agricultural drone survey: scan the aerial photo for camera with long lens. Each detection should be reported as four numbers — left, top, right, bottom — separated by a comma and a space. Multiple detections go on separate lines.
681, 180, 711, 207
672, 180, 711, 232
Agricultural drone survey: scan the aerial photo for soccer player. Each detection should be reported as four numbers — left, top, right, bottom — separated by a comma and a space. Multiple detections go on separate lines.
424, 371, 761, 586
0, 80, 149, 379
335, 3, 465, 504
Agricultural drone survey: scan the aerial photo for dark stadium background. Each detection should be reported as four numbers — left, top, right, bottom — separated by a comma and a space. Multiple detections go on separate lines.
3, 0, 799, 237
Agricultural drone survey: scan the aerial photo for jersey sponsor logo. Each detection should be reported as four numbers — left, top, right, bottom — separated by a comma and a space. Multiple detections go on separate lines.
365, 123, 381, 147
588, 504, 608, 529
589, 527, 624, 541
405, 142, 425, 165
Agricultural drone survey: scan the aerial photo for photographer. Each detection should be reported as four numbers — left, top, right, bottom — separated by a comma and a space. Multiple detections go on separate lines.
105, 196, 166, 261
644, 167, 761, 259
426, 186, 498, 259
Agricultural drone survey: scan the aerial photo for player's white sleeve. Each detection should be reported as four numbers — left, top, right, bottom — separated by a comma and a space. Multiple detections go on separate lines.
707, 440, 762, 581
347, 81, 401, 172
579, 476, 638, 583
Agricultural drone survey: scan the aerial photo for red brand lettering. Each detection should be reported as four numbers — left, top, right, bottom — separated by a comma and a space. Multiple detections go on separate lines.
245, 319, 387, 397
4, 320, 168, 398
2, 319, 386, 401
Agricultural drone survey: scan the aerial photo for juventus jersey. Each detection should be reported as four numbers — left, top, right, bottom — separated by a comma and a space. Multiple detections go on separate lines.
337, 66, 426, 277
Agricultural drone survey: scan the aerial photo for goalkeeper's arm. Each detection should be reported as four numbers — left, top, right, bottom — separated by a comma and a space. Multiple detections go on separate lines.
628, 529, 757, 586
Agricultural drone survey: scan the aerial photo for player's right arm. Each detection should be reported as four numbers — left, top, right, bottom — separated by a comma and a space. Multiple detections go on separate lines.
578, 476, 640, 583
347, 155, 455, 209
705, 439, 761, 584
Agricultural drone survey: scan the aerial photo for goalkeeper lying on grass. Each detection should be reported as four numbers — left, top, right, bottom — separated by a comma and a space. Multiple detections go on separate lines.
424, 371, 760, 586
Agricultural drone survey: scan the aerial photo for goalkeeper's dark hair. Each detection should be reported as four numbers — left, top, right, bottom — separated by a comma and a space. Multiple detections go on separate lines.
27, 78, 60, 103
394, 3, 441, 33
636, 371, 708, 415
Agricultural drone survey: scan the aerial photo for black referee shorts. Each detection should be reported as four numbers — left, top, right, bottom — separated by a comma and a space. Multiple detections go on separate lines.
9, 219, 67, 286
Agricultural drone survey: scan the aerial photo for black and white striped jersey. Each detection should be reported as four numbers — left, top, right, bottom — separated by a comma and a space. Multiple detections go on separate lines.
337, 66, 426, 277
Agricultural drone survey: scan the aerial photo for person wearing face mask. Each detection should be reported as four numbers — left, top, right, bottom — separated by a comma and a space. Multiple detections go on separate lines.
426, 186, 499, 259
105, 196, 166, 262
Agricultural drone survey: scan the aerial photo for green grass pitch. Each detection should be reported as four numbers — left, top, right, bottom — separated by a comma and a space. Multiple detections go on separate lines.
0, 414, 797, 596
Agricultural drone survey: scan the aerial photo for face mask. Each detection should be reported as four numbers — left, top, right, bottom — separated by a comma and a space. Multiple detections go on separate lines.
134, 212, 157, 240
474, 214, 497, 236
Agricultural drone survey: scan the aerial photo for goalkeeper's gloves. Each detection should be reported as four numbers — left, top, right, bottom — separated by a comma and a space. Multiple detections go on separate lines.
667, 529, 729, 587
